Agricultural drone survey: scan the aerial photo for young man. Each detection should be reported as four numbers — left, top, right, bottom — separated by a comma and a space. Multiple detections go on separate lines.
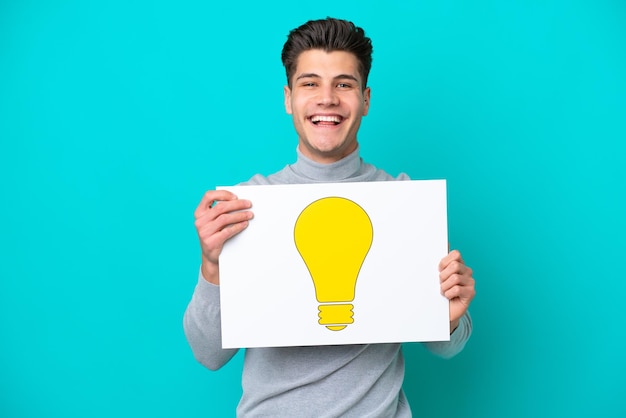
184, 17, 475, 417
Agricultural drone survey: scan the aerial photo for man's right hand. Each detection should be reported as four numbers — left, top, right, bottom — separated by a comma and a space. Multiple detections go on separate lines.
194, 190, 253, 285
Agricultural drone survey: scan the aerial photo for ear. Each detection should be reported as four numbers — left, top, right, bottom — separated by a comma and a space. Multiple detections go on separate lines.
362, 87, 371, 116
284, 85, 293, 115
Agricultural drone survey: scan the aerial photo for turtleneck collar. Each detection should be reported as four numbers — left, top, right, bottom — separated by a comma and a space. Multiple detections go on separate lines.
289, 146, 364, 182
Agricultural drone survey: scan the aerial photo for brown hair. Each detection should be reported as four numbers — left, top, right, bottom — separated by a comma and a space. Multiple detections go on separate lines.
281, 17, 373, 90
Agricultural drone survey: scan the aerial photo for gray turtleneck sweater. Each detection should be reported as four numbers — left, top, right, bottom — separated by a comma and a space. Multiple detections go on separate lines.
183, 147, 472, 417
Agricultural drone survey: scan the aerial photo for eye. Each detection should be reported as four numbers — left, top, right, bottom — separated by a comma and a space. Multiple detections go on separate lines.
337, 83, 351, 88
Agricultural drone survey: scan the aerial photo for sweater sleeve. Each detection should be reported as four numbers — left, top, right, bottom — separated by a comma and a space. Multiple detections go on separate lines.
422, 311, 472, 359
183, 270, 239, 370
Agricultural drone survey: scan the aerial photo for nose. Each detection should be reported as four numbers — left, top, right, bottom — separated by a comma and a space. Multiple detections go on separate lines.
318, 85, 339, 106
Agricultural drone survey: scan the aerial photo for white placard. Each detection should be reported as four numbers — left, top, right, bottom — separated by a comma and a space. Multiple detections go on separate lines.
217, 180, 450, 348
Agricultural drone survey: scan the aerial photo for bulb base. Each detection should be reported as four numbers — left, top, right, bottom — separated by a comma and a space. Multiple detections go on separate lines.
326, 325, 347, 331
318, 303, 354, 331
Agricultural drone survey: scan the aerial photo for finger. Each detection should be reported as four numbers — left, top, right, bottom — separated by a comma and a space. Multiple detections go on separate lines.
438, 249, 463, 272
442, 279, 475, 298
440, 273, 461, 293
210, 198, 253, 218
441, 275, 476, 300
444, 282, 476, 302
215, 218, 251, 243
195, 190, 239, 218
197, 210, 254, 242
443, 284, 463, 300
440, 271, 474, 292
194, 198, 252, 228
201, 217, 252, 256
439, 260, 472, 282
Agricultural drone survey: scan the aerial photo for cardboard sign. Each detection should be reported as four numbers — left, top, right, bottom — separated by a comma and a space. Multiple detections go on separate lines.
217, 180, 450, 348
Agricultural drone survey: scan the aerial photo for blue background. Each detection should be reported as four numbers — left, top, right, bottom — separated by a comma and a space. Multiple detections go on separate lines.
1, 1, 625, 417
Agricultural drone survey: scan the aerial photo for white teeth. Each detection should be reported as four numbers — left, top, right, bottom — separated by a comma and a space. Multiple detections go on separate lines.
311, 115, 342, 123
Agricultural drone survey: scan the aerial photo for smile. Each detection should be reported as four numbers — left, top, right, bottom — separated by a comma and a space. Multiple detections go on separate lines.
310, 115, 343, 125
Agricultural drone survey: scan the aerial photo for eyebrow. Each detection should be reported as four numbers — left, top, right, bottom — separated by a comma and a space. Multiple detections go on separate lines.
295, 73, 360, 83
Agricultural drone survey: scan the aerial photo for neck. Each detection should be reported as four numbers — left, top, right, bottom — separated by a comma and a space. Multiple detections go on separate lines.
291, 146, 363, 182
297, 142, 359, 165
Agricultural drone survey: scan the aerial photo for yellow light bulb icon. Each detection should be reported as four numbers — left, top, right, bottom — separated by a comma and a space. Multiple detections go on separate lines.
294, 197, 373, 331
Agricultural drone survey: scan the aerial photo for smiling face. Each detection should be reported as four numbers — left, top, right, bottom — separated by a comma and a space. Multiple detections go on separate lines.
284, 49, 371, 164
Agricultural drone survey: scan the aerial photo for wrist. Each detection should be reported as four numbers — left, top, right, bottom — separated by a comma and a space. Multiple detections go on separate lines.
200, 256, 220, 285
450, 319, 460, 335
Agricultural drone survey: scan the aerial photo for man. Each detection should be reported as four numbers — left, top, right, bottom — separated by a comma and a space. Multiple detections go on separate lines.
184, 17, 475, 417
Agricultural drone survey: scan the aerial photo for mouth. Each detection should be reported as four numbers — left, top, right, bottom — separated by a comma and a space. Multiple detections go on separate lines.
309, 115, 343, 126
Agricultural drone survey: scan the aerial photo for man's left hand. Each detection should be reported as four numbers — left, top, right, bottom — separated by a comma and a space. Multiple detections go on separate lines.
438, 250, 476, 333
